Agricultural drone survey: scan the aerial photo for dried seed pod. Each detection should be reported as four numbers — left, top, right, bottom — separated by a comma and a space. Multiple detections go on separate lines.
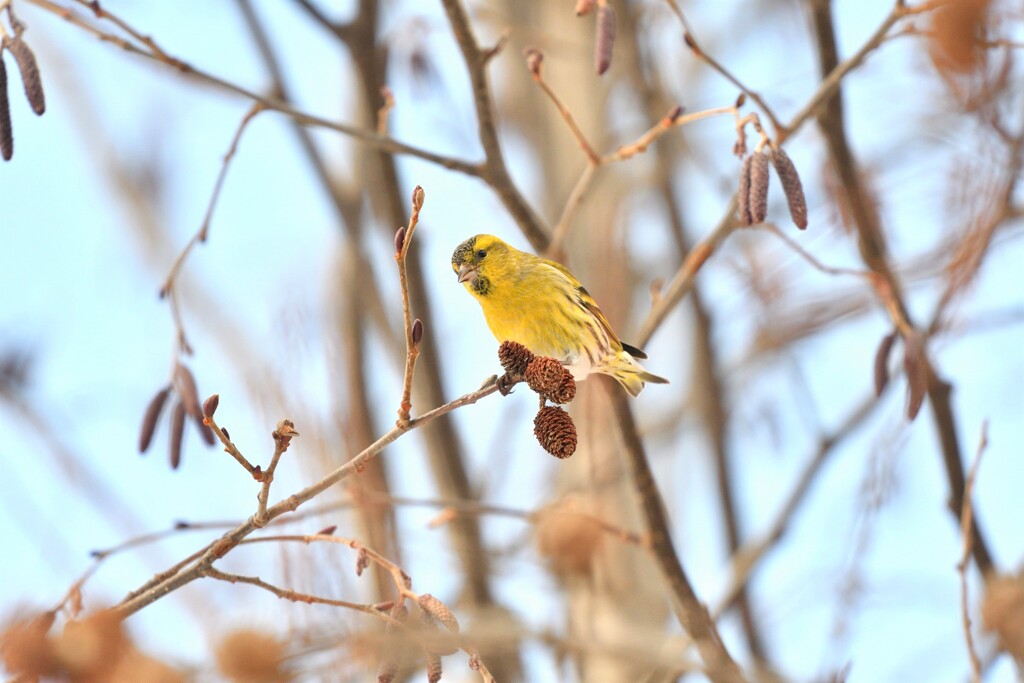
169, 401, 186, 470
594, 4, 617, 75
497, 340, 534, 378
769, 147, 808, 229
534, 406, 577, 459
377, 603, 409, 682
417, 594, 459, 633
575, 0, 596, 16
525, 357, 576, 404
173, 363, 202, 420
412, 318, 423, 345
7, 37, 45, 116
394, 226, 406, 257
749, 151, 770, 224
737, 155, 754, 225
139, 386, 171, 454
425, 651, 442, 683
0, 55, 12, 162
873, 331, 898, 396
902, 331, 928, 420
355, 547, 369, 577
202, 393, 219, 418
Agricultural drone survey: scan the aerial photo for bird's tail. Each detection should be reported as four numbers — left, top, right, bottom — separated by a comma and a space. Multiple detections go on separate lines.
605, 352, 669, 397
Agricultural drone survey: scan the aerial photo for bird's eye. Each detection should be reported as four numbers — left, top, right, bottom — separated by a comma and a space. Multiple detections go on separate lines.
476, 249, 487, 259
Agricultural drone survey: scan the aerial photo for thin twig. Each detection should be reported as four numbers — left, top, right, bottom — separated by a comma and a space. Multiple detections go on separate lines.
26, 0, 483, 176
528, 65, 600, 163
663, 1, 781, 133
763, 223, 871, 279
255, 421, 299, 525
203, 566, 398, 621
395, 186, 425, 425
159, 103, 263, 299
114, 376, 500, 617
204, 412, 258, 475
958, 420, 989, 683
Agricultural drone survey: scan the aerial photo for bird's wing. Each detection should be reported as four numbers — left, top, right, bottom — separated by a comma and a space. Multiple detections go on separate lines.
536, 258, 628, 352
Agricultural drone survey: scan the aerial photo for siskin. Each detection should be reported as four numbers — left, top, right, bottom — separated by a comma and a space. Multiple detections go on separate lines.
452, 235, 669, 397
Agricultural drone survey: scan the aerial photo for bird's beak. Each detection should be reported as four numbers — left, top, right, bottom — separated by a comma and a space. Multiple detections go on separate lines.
457, 263, 477, 284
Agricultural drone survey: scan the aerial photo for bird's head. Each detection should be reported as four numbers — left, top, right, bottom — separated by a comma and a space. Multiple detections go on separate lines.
451, 234, 510, 295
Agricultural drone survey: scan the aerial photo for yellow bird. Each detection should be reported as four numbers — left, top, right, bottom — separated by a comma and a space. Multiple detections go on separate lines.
452, 235, 669, 397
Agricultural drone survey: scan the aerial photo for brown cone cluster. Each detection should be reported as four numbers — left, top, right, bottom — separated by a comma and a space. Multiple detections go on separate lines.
534, 406, 577, 459
497, 342, 579, 458
497, 340, 533, 378
525, 357, 576, 405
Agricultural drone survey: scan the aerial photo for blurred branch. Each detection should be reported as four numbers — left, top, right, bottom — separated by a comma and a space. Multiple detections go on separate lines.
958, 420, 988, 683
712, 393, 881, 618
25, 0, 483, 175
637, 2, 911, 349
808, 0, 995, 575
606, 384, 747, 683
439, 0, 551, 252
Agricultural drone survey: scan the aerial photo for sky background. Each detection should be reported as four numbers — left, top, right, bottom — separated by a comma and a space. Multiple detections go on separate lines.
1, 1, 1023, 681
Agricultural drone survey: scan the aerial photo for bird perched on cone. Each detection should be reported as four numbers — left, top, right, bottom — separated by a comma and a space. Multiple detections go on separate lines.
452, 234, 668, 397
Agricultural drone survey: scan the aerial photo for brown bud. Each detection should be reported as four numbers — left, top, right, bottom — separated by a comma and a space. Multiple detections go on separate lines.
139, 386, 170, 453
497, 340, 534, 377
394, 226, 406, 257
169, 401, 186, 470
273, 420, 299, 441
355, 547, 369, 577
666, 104, 683, 123
316, 525, 337, 536
575, 0, 596, 16
525, 357, 576, 404
7, 37, 45, 116
173, 363, 202, 420
769, 147, 808, 229
594, 4, 616, 75
902, 331, 928, 420
0, 56, 12, 162
411, 185, 424, 211
202, 393, 220, 418
417, 594, 459, 633
735, 92, 746, 109
412, 318, 423, 345
222, 426, 231, 441
737, 155, 754, 225
873, 332, 897, 396
534, 406, 577, 459
749, 151, 770, 224
523, 47, 544, 77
